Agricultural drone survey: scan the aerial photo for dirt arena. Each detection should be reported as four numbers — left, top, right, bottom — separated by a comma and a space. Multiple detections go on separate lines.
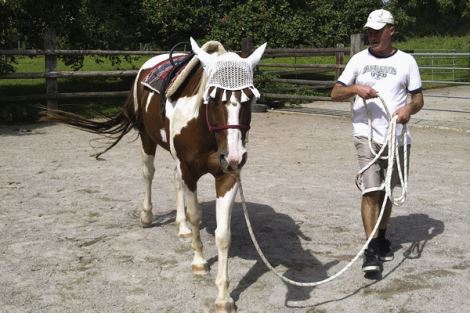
1, 101, 469, 312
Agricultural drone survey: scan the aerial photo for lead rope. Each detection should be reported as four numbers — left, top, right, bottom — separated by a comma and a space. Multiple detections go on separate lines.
236, 96, 408, 287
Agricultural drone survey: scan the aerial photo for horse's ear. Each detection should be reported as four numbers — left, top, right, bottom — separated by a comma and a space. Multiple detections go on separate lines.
190, 37, 213, 75
246, 42, 267, 68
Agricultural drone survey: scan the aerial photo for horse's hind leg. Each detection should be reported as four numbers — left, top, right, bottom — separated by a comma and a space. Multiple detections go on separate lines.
140, 134, 157, 227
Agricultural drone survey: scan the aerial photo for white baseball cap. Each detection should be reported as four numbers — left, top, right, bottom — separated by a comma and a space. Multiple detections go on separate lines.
364, 9, 395, 30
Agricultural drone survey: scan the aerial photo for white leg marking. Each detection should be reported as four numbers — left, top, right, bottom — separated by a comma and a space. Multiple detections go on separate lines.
140, 149, 155, 226
174, 165, 192, 239
215, 183, 238, 305
183, 185, 208, 274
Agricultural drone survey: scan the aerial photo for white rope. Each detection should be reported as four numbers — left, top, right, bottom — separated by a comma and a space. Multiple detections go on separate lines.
236, 96, 409, 287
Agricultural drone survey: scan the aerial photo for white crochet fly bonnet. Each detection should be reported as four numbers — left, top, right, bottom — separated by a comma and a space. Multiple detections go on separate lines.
190, 38, 267, 104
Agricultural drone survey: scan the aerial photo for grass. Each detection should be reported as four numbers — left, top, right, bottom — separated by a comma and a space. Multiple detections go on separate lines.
395, 34, 470, 51
395, 35, 470, 86
1, 34, 470, 121
0, 55, 150, 122
259, 34, 470, 103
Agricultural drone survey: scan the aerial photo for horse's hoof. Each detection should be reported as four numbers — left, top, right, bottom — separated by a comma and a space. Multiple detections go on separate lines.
178, 231, 192, 242
140, 211, 153, 227
215, 299, 237, 313
192, 262, 209, 275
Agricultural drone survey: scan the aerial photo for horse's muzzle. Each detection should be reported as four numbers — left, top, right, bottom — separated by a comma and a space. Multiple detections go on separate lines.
220, 152, 247, 172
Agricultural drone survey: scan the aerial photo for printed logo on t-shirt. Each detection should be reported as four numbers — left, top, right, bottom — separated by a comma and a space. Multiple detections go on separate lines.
362, 65, 397, 80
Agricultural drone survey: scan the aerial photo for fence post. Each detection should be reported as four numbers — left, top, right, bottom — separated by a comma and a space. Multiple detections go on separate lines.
44, 29, 58, 110
335, 43, 344, 80
350, 33, 364, 56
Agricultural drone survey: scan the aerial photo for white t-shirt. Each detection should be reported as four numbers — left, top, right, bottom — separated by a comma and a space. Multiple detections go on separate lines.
338, 48, 422, 144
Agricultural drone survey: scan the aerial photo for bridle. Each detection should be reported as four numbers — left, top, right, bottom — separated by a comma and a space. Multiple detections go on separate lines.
205, 94, 251, 132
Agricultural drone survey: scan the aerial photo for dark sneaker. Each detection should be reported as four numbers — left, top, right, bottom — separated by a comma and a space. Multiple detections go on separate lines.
378, 238, 394, 262
362, 248, 382, 273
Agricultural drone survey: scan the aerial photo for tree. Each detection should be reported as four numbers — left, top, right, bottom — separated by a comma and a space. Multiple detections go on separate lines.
208, 0, 383, 48
141, 0, 225, 48
1, 1, 21, 73
386, 0, 470, 37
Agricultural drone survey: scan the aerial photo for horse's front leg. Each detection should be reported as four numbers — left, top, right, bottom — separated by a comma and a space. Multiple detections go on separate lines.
174, 166, 192, 239
214, 174, 238, 313
180, 173, 209, 275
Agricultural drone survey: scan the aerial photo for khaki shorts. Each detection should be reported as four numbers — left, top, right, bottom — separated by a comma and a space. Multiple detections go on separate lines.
353, 136, 410, 195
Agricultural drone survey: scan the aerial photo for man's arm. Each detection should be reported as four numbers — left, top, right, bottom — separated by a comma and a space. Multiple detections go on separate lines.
330, 83, 379, 101
394, 92, 424, 124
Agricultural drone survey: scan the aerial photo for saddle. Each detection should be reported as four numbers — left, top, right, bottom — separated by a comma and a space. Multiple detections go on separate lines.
141, 41, 227, 118
141, 54, 192, 95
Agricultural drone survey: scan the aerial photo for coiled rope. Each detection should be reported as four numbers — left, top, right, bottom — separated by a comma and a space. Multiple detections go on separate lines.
237, 96, 408, 286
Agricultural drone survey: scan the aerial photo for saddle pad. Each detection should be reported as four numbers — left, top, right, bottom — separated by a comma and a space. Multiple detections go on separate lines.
141, 54, 191, 94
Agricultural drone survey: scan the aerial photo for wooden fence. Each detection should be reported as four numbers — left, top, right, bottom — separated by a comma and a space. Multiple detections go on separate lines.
0, 35, 365, 109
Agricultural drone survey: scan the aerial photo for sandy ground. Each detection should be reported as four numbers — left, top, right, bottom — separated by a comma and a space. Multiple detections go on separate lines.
1, 93, 470, 312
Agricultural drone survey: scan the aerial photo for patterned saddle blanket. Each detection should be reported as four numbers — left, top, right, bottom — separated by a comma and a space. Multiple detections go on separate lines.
141, 53, 193, 94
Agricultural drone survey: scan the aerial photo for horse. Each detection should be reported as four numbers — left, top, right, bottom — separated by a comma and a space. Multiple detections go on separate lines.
41, 38, 267, 313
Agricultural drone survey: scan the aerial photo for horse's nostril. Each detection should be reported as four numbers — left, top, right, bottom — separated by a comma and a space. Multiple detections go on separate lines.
219, 154, 228, 168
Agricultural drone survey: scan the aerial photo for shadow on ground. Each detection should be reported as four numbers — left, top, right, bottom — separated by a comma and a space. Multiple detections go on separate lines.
201, 201, 339, 305
303, 212, 445, 310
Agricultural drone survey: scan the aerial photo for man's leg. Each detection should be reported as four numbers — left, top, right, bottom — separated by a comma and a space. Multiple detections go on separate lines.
361, 191, 381, 238
377, 192, 394, 261
361, 191, 382, 272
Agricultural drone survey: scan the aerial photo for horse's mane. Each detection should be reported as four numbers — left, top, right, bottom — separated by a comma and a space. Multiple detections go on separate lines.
166, 41, 226, 101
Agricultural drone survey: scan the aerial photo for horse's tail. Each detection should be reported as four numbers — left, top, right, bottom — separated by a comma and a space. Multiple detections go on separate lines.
40, 90, 140, 159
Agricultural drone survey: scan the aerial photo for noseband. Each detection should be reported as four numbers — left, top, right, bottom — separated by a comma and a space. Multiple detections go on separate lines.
205, 100, 251, 133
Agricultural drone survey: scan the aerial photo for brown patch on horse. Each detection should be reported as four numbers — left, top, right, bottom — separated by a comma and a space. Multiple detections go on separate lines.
215, 174, 237, 198
173, 114, 218, 191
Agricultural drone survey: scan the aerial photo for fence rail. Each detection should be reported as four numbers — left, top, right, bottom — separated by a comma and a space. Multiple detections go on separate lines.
0, 49, 170, 56
0, 36, 357, 107
412, 51, 470, 86
1, 34, 470, 108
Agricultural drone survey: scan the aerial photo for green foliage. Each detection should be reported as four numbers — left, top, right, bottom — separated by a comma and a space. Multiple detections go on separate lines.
0, 1, 19, 73
208, 0, 383, 48
2, 0, 470, 120
142, 0, 223, 48
2, 0, 470, 56
386, 0, 470, 37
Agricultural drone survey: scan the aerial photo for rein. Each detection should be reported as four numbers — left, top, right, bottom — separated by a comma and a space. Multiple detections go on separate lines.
237, 96, 409, 287
205, 100, 251, 132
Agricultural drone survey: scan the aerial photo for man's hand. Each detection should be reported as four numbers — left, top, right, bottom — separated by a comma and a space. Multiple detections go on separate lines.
393, 92, 424, 124
354, 84, 379, 100
393, 105, 412, 124
330, 83, 379, 101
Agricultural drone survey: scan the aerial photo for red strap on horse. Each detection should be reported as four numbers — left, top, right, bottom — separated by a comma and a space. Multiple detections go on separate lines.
205, 102, 250, 132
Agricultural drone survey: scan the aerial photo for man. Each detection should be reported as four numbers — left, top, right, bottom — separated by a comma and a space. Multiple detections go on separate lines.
330, 9, 424, 273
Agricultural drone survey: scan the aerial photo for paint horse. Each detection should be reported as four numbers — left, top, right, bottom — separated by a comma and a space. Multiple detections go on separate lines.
42, 38, 267, 313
